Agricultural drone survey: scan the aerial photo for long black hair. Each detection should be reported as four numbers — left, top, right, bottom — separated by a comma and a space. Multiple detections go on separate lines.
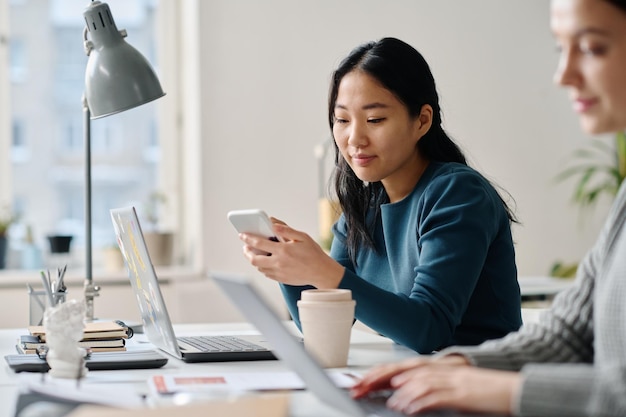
327, 37, 516, 263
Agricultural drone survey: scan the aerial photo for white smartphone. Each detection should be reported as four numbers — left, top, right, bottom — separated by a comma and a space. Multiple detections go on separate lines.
227, 209, 280, 249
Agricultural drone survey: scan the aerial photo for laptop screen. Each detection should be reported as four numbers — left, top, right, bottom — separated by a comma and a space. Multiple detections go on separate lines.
110, 206, 182, 359
213, 273, 367, 417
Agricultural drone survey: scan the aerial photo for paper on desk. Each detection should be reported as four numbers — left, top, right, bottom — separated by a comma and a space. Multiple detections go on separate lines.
148, 370, 360, 395
17, 373, 145, 409
67, 394, 289, 417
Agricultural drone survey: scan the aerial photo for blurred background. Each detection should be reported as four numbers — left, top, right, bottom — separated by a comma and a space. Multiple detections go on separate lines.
0, 0, 613, 280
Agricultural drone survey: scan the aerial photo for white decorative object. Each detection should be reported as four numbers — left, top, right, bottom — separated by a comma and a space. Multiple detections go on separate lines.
43, 299, 88, 379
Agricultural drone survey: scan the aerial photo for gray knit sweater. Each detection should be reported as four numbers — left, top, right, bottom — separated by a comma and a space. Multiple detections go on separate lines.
441, 182, 626, 417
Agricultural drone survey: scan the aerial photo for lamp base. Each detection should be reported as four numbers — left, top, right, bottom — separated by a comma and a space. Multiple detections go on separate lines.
83, 281, 101, 322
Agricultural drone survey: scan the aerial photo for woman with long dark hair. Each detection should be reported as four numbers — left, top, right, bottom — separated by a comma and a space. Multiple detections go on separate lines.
239, 37, 521, 354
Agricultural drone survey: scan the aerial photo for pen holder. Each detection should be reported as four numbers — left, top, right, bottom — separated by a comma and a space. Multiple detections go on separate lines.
29, 290, 67, 326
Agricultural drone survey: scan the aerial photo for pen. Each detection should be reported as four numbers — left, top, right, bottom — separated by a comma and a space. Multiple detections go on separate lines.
58, 265, 67, 292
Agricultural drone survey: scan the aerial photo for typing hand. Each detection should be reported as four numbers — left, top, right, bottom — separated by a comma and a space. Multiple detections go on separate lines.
351, 355, 469, 399
383, 365, 521, 416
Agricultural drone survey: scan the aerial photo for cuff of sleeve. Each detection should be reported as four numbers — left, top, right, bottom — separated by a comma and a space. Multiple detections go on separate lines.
436, 346, 519, 370
431, 349, 476, 366
516, 364, 594, 417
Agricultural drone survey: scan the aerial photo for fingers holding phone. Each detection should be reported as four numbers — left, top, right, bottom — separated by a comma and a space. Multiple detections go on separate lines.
228, 209, 281, 255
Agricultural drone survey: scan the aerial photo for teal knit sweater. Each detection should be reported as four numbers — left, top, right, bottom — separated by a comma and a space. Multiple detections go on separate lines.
281, 162, 522, 353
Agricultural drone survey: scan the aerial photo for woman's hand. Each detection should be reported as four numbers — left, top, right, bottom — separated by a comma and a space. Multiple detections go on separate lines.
351, 355, 469, 398
352, 354, 520, 415
239, 221, 344, 289
385, 365, 521, 416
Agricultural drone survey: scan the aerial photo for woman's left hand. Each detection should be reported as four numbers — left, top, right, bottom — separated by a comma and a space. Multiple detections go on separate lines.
384, 364, 521, 415
240, 222, 344, 289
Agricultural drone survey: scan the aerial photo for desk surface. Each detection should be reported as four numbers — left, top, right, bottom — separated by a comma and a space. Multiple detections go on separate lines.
1, 322, 419, 417
518, 275, 575, 298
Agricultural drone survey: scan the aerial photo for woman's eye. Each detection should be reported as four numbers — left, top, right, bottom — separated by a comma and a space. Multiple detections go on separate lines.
580, 41, 607, 56
368, 118, 385, 124
334, 118, 348, 124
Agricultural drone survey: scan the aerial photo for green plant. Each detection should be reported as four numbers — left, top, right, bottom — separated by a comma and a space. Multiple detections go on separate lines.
551, 132, 626, 278
0, 206, 18, 237
555, 131, 626, 211
144, 191, 168, 229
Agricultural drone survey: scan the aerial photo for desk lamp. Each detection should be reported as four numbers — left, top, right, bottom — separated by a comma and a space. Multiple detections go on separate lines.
82, 0, 165, 321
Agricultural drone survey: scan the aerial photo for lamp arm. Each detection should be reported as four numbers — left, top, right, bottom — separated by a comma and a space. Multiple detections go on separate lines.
82, 94, 99, 322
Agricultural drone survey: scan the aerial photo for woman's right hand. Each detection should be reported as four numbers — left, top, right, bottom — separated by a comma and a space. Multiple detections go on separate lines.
350, 354, 470, 399
240, 222, 345, 289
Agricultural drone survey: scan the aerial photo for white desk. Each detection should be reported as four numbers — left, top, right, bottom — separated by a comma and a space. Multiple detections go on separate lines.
518, 275, 575, 300
1, 322, 418, 417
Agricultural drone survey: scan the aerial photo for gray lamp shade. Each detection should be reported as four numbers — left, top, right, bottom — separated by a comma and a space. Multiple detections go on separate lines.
84, 1, 165, 119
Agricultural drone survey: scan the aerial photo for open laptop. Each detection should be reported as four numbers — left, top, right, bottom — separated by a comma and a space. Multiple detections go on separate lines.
214, 273, 465, 417
110, 206, 275, 363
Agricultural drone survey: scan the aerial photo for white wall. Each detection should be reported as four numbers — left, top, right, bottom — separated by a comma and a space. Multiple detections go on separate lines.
194, 0, 611, 279
0, 0, 11, 205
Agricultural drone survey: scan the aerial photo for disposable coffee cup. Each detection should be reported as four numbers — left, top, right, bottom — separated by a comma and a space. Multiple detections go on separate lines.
297, 289, 355, 368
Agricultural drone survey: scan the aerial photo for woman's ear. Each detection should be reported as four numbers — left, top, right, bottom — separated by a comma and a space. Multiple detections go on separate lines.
416, 104, 433, 134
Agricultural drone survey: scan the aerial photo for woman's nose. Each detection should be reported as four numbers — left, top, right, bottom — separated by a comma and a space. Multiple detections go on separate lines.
347, 122, 367, 147
553, 49, 580, 88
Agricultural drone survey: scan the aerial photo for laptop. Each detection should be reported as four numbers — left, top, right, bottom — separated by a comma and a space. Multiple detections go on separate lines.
110, 206, 275, 363
214, 273, 465, 417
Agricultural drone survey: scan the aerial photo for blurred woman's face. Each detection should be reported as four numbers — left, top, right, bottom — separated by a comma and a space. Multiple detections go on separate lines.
551, 0, 626, 134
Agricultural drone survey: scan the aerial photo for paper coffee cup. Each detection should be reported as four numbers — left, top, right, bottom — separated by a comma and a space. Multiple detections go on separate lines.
297, 289, 355, 368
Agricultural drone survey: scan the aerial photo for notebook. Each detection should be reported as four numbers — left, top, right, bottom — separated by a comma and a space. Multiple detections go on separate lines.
5, 350, 168, 373
214, 273, 468, 417
110, 206, 275, 363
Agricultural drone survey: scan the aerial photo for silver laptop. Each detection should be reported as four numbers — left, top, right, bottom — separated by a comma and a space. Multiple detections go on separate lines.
110, 207, 275, 363
214, 273, 465, 417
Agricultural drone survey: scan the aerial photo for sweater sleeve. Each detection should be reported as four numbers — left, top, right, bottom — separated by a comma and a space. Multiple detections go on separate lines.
438, 184, 626, 417
516, 363, 626, 417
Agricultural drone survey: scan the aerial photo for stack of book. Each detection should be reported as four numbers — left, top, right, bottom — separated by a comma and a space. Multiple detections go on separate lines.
16, 321, 129, 354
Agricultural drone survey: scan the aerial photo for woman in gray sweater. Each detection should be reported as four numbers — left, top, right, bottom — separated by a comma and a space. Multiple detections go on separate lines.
351, 0, 626, 416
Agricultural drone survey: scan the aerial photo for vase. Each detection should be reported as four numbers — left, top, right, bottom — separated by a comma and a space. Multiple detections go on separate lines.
143, 231, 174, 266
102, 247, 125, 272
47, 235, 73, 254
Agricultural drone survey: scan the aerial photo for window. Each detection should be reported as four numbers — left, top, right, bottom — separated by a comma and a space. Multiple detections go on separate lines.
0, 0, 181, 271
8, 37, 25, 82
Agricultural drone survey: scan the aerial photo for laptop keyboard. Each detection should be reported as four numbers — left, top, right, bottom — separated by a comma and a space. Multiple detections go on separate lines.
358, 391, 406, 416
359, 393, 463, 417
178, 335, 268, 352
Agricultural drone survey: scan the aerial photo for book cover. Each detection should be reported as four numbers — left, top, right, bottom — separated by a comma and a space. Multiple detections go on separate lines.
21, 335, 125, 348
17, 334, 126, 355
16, 342, 127, 355
28, 321, 129, 342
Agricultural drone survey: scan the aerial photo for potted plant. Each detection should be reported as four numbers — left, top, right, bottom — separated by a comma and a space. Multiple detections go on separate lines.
0, 206, 19, 269
142, 191, 174, 266
556, 131, 626, 210
552, 131, 626, 277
